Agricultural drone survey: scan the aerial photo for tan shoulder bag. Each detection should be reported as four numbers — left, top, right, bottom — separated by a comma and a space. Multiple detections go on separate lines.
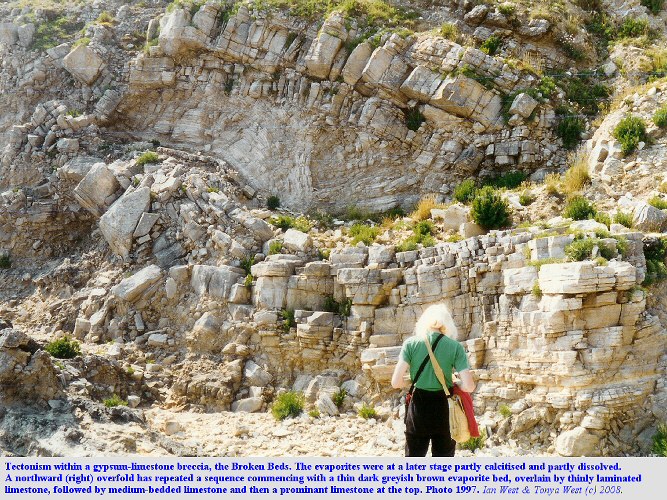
425, 339, 471, 443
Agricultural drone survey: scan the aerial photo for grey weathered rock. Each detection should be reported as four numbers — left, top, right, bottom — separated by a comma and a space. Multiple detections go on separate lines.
244, 360, 271, 386
231, 397, 263, 413
0, 23, 18, 46
509, 93, 538, 118
283, 229, 312, 252
60, 156, 103, 183
62, 44, 106, 85
111, 265, 162, 302
99, 187, 151, 258
555, 427, 600, 456
73, 163, 121, 217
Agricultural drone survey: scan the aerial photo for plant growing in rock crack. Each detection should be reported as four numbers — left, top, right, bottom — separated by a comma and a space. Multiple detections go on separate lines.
332, 388, 348, 408
45, 337, 81, 359
244, 274, 253, 288
135, 151, 160, 167
613, 212, 633, 229
267, 195, 280, 210
279, 309, 295, 333
499, 404, 512, 418
271, 391, 304, 421
268, 241, 283, 255
652, 422, 667, 456
0, 254, 11, 269
240, 256, 254, 276
103, 394, 127, 408
358, 403, 377, 419
531, 282, 542, 299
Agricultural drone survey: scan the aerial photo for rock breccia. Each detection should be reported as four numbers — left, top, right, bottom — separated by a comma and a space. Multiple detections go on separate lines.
99, 187, 151, 258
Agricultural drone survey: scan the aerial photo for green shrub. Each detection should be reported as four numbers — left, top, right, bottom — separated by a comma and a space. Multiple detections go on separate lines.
563, 196, 596, 220
594, 212, 611, 228
618, 18, 649, 38
405, 107, 425, 131
270, 215, 311, 232
471, 186, 511, 230
459, 429, 486, 451
0, 254, 10, 269
240, 256, 254, 276
498, 3, 516, 16
271, 391, 304, 420
499, 404, 512, 418
440, 22, 459, 41
454, 179, 478, 204
45, 337, 81, 359
308, 408, 321, 418
480, 35, 502, 55
339, 298, 352, 317
562, 76, 610, 116
556, 115, 585, 149
267, 195, 280, 210
396, 237, 419, 253
269, 241, 283, 255
641, 0, 665, 15
565, 238, 597, 261
519, 191, 534, 206
615, 236, 630, 257
279, 309, 295, 333
654, 106, 667, 128
358, 403, 378, 419
136, 151, 159, 167
332, 388, 348, 408
414, 220, 434, 237
531, 282, 542, 298
648, 196, 667, 210
613, 212, 634, 228
484, 171, 526, 190
96, 11, 115, 25
613, 116, 648, 155
244, 274, 253, 288
317, 248, 331, 260
349, 223, 380, 245
537, 76, 557, 98
103, 394, 127, 408
643, 238, 667, 285
652, 423, 667, 457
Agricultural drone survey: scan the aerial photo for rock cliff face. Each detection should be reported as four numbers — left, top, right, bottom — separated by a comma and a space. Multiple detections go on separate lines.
1, 0, 667, 457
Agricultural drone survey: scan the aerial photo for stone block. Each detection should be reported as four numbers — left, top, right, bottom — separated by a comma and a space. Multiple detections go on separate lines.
99, 187, 151, 258
62, 44, 105, 85
111, 265, 162, 302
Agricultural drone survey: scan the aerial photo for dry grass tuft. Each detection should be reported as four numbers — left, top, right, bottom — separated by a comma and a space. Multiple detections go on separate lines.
562, 151, 591, 195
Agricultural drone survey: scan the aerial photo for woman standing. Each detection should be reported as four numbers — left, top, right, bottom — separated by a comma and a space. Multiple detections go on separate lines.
391, 304, 475, 457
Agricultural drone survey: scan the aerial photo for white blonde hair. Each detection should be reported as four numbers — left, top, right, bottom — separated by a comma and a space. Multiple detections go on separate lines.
415, 304, 457, 339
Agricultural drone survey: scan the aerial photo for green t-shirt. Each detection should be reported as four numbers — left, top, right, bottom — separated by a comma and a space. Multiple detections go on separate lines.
400, 331, 469, 391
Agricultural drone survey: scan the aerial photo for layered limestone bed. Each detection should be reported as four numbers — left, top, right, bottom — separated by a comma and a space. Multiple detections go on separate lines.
1, 0, 667, 457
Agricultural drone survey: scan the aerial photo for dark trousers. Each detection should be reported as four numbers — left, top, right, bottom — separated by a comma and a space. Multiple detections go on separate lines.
404, 388, 456, 457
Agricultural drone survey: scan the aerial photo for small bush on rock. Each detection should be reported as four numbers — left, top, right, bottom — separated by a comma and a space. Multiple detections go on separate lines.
641, 0, 665, 15
103, 394, 127, 408
563, 196, 596, 220
653, 106, 667, 128
268, 241, 283, 255
459, 429, 486, 451
358, 403, 378, 419
267, 195, 280, 210
613, 211, 634, 228
649, 196, 667, 210
454, 179, 478, 204
332, 388, 348, 408
471, 187, 511, 230
45, 336, 81, 359
349, 223, 380, 245
136, 151, 159, 167
652, 423, 667, 457
271, 391, 304, 421
613, 116, 648, 156
480, 35, 502, 55
0, 254, 10, 269
556, 115, 585, 149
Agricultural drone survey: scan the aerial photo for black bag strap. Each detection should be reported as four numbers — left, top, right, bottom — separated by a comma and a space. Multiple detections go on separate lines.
407, 333, 444, 395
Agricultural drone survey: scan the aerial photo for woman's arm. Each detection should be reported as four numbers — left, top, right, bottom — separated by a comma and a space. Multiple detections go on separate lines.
391, 359, 410, 389
457, 369, 476, 393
